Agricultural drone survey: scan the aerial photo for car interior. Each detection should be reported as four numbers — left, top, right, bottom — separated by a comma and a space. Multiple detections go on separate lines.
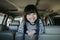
0, 0, 60, 40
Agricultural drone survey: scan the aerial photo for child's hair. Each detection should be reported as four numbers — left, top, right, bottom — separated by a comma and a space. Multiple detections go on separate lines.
24, 4, 37, 14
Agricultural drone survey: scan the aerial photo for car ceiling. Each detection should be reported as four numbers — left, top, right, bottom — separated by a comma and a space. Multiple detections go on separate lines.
0, 0, 60, 16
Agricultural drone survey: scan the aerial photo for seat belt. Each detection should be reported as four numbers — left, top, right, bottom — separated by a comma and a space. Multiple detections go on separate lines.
35, 19, 39, 40
23, 23, 27, 40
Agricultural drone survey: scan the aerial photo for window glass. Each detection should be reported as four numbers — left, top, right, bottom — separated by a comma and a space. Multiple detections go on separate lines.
0, 12, 5, 24
7, 16, 13, 27
14, 16, 23, 25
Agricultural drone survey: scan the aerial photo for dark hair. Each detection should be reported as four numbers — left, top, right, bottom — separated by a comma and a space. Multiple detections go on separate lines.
24, 5, 37, 14
24, 4, 40, 22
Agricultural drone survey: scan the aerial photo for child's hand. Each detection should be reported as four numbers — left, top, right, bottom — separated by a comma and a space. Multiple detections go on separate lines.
26, 30, 36, 37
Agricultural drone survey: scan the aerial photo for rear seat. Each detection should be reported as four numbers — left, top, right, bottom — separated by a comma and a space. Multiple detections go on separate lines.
15, 32, 35, 40
15, 26, 60, 40
15, 32, 23, 40
39, 34, 60, 40
0, 20, 20, 40
39, 26, 60, 40
8, 20, 20, 32
0, 24, 6, 31
45, 26, 60, 34
0, 24, 2, 31
0, 32, 14, 40
0, 23, 60, 40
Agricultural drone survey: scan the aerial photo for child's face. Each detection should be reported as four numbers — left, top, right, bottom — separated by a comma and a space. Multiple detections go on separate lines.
26, 13, 37, 24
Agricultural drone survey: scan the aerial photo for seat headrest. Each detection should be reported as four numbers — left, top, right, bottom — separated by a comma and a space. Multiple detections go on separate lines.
9, 20, 20, 26
9, 20, 20, 31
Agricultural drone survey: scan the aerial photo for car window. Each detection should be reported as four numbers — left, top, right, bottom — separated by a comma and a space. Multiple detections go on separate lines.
0, 12, 5, 24
7, 16, 13, 27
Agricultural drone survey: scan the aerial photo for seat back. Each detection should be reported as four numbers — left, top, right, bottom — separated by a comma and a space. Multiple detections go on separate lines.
0, 24, 2, 31
38, 26, 60, 40
9, 20, 20, 32
45, 26, 60, 34
15, 32, 36, 40
15, 32, 23, 40
39, 34, 60, 40
0, 32, 14, 40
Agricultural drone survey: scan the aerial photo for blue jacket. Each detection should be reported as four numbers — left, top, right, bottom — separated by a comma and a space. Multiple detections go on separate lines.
18, 19, 44, 34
